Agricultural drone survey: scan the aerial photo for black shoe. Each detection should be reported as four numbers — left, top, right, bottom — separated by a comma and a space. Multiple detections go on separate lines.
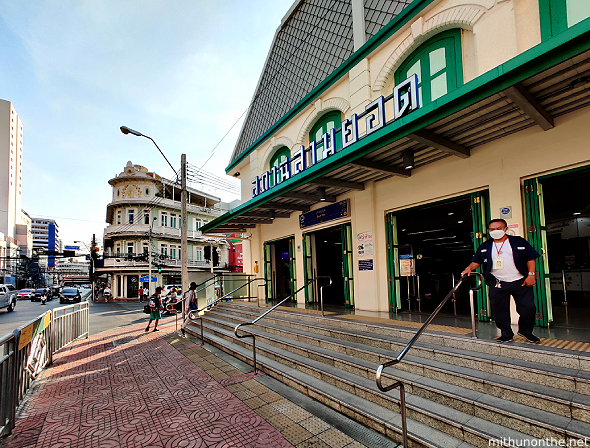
153, 329, 159, 332
518, 332, 540, 343
496, 335, 514, 343
145, 327, 150, 332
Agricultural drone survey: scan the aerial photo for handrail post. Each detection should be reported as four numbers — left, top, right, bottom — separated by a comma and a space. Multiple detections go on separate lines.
375, 272, 484, 446
319, 276, 332, 317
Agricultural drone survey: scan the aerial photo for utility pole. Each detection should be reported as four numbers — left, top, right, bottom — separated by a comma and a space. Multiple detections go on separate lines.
148, 217, 155, 297
90, 234, 97, 302
181, 154, 188, 321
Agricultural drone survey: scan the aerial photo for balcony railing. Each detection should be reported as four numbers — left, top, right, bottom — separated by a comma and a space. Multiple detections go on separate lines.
104, 224, 207, 240
108, 197, 224, 217
101, 255, 224, 269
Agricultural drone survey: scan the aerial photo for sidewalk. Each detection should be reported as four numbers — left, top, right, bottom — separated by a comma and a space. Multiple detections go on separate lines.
2, 320, 373, 448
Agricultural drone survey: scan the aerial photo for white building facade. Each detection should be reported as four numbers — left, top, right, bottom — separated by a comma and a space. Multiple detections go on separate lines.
98, 161, 231, 299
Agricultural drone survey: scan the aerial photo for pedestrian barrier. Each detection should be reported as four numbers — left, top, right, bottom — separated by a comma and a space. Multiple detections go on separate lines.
51, 302, 90, 354
0, 302, 89, 437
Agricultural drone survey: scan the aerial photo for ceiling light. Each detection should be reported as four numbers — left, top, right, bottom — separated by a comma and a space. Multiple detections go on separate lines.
574, 212, 581, 215
448, 212, 454, 216
457, 220, 463, 224
318, 187, 326, 201
269, 210, 275, 220
403, 150, 414, 170
406, 229, 444, 236
401, 229, 406, 232
324, 240, 328, 243
423, 235, 456, 241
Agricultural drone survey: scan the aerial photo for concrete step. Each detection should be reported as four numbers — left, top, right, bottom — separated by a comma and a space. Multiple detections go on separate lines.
196, 312, 590, 442
183, 321, 479, 448
186, 318, 564, 447
205, 308, 590, 423
217, 303, 590, 394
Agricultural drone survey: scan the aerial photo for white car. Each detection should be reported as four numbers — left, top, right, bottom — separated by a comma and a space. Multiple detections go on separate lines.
162, 284, 182, 296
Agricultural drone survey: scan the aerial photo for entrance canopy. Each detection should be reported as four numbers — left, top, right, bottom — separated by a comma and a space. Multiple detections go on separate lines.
202, 24, 590, 234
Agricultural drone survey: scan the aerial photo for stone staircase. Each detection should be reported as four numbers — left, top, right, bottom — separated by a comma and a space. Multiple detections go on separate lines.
184, 302, 590, 447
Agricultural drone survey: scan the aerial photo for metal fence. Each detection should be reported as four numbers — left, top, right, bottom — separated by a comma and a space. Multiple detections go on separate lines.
0, 302, 89, 437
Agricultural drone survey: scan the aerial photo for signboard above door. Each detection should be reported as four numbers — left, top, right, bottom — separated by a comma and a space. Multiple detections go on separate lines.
299, 200, 349, 229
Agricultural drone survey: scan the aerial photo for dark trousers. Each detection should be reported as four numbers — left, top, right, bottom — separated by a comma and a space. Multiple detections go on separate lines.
488, 279, 537, 338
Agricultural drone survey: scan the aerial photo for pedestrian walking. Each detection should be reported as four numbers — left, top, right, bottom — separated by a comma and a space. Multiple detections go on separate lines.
139, 286, 144, 302
181, 282, 198, 336
462, 218, 541, 343
146, 286, 163, 332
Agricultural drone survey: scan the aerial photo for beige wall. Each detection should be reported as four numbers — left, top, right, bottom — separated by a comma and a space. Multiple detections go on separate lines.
248, 107, 590, 311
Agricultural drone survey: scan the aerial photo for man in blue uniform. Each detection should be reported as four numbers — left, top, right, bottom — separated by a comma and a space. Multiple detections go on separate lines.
462, 219, 541, 343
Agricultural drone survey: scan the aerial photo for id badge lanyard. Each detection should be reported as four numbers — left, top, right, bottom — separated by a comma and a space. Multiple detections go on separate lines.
493, 240, 506, 287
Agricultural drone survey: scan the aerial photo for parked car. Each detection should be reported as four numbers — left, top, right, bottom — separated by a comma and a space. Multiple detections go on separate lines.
59, 287, 82, 304
0, 284, 18, 311
32, 288, 48, 302
17, 288, 35, 300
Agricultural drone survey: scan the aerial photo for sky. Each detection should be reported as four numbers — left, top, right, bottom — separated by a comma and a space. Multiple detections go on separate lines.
0, 0, 294, 250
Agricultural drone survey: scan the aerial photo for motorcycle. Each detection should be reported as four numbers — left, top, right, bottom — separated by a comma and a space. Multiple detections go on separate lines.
163, 292, 183, 315
40, 293, 47, 305
103, 290, 111, 302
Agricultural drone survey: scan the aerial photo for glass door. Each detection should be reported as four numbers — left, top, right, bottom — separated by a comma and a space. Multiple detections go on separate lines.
385, 213, 401, 311
263, 242, 273, 302
470, 191, 491, 321
524, 178, 553, 326
341, 223, 354, 308
303, 233, 314, 303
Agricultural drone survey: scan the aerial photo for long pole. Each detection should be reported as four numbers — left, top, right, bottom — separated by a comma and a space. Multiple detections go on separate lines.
148, 222, 153, 297
91, 234, 96, 302
181, 154, 188, 321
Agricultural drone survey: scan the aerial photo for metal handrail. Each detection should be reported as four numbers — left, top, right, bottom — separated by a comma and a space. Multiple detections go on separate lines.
186, 277, 266, 344
375, 272, 484, 447
234, 276, 331, 373
320, 276, 333, 317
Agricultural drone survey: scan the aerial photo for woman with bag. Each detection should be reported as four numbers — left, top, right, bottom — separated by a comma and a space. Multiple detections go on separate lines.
145, 286, 163, 332
181, 282, 198, 336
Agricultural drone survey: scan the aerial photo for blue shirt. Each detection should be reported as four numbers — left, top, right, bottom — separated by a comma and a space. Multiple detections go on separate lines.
471, 235, 540, 283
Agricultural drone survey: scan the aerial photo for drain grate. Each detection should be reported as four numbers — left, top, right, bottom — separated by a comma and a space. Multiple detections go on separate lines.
112, 336, 136, 346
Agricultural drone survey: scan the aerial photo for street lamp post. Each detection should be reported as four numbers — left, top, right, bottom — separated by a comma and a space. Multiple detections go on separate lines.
120, 126, 188, 302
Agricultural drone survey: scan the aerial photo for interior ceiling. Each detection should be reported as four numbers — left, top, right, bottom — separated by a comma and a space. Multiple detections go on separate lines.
210, 48, 590, 232
541, 167, 590, 223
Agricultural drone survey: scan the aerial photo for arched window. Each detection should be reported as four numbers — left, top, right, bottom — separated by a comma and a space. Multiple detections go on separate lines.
539, 0, 590, 40
395, 29, 463, 108
309, 111, 342, 161
269, 146, 290, 186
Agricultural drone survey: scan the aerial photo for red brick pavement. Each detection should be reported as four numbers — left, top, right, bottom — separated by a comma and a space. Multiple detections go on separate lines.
5, 321, 295, 448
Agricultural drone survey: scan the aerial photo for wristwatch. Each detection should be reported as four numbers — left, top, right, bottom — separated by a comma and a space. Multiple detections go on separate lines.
528, 272, 535, 276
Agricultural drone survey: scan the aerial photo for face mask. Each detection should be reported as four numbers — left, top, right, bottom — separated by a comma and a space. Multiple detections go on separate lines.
489, 229, 506, 239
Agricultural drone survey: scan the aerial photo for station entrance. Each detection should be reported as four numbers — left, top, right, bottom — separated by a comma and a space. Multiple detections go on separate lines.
302, 223, 354, 308
524, 167, 590, 328
263, 237, 296, 302
385, 192, 490, 319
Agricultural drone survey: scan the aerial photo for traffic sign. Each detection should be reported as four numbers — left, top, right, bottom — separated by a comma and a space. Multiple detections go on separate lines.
139, 276, 157, 282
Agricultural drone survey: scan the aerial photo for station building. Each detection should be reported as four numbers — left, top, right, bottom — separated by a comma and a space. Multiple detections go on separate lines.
202, 0, 590, 331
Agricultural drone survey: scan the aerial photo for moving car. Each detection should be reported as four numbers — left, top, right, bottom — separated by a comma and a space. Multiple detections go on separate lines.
32, 288, 48, 302
59, 287, 82, 304
17, 288, 35, 300
0, 284, 18, 311
48, 285, 62, 300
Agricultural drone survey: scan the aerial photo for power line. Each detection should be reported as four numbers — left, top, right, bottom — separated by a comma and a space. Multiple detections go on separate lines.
198, 0, 339, 170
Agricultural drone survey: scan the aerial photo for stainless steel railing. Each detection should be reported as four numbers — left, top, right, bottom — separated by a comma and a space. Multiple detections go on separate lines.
187, 277, 266, 344
234, 276, 331, 373
375, 272, 484, 447
51, 302, 90, 355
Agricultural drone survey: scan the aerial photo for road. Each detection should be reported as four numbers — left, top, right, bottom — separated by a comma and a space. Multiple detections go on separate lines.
0, 290, 182, 337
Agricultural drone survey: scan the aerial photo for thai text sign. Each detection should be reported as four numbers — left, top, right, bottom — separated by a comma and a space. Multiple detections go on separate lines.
252, 75, 420, 198
299, 200, 349, 229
